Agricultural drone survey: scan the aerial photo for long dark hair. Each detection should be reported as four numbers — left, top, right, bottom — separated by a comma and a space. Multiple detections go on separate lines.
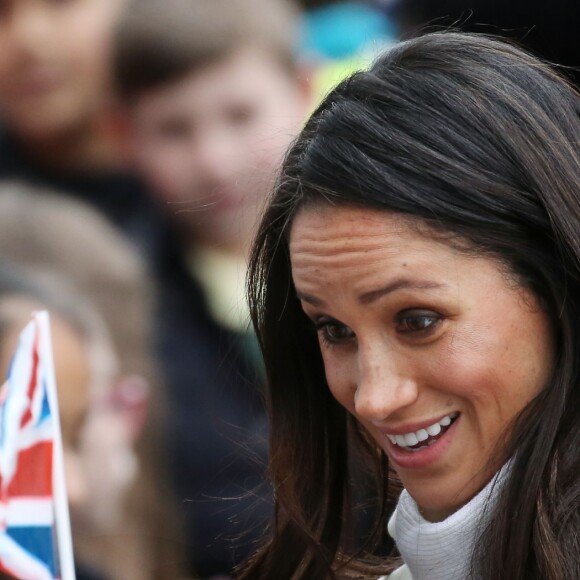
242, 32, 580, 579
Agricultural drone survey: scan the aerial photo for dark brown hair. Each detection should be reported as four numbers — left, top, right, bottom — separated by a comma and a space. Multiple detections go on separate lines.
242, 32, 580, 578
113, 0, 300, 102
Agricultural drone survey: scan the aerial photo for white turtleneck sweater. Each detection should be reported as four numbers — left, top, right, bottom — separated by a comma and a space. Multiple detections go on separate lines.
382, 466, 508, 580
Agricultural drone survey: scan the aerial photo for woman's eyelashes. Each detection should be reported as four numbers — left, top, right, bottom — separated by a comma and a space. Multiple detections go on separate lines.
313, 309, 444, 347
395, 309, 442, 335
314, 316, 355, 347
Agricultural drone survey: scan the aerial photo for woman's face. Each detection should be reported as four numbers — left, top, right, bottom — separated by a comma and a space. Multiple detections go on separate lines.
290, 205, 554, 521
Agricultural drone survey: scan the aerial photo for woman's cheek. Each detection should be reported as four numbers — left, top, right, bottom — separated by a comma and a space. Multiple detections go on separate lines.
322, 350, 355, 410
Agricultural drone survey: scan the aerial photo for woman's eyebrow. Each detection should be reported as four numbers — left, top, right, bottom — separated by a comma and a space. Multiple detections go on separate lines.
358, 279, 446, 305
296, 279, 446, 307
295, 291, 324, 306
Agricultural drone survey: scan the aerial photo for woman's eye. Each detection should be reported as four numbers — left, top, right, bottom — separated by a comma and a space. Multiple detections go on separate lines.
395, 310, 441, 334
315, 318, 354, 345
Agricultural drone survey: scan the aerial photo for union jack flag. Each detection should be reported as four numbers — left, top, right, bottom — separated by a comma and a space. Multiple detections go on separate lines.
0, 312, 75, 579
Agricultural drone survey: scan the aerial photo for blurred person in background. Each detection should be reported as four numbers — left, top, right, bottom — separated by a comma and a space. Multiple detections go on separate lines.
0, 183, 186, 580
395, 0, 580, 87
0, 0, 163, 258
0, 264, 118, 580
113, 0, 311, 576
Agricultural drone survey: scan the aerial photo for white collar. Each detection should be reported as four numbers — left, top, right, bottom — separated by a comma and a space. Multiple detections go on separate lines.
388, 466, 508, 580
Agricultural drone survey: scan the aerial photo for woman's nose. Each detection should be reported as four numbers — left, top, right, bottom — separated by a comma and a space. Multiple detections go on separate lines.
353, 348, 418, 422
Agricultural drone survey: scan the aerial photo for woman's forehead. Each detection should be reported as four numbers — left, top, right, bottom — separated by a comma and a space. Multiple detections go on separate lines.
287, 204, 518, 308
289, 205, 461, 289
290, 205, 436, 258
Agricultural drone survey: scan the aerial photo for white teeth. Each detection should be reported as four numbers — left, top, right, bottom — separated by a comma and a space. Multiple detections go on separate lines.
427, 423, 442, 436
416, 429, 429, 442
395, 435, 407, 446
387, 412, 459, 448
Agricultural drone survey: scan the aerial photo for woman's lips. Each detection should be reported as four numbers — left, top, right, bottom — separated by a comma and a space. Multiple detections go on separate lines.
384, 413, 461, 469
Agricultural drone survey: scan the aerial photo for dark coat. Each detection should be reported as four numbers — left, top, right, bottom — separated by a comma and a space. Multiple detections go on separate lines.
155, 232, 271, 578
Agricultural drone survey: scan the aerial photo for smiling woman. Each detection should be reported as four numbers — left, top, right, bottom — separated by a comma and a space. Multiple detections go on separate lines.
239, 32, 580, 580
290, 204, 553, 524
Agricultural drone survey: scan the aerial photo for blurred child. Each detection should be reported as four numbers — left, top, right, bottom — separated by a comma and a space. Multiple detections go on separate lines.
113, 0, 310, 575
116, 0, 309, 258
0, 0, 161, 257
0, 183, 186, 580
0, 265, 117, 580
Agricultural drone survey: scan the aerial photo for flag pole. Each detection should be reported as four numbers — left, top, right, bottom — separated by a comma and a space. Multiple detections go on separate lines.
37, 311, 76, 580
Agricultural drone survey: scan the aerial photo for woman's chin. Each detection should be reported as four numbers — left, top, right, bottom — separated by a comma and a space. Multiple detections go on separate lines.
401, 469, 497, 523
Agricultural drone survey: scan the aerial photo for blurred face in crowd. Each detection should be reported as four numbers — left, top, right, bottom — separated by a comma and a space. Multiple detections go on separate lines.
0, 0, 127, 140
129, 46, 310, 254
0, 300, 90, 511
50, 314, 92, 510
290, 205, 554, 521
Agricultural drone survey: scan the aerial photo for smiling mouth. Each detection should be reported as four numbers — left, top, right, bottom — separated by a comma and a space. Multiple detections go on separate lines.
385, 411, 460, 452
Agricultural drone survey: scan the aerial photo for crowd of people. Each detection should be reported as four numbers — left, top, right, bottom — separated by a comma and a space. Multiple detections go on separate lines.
0, 0, 577, 579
